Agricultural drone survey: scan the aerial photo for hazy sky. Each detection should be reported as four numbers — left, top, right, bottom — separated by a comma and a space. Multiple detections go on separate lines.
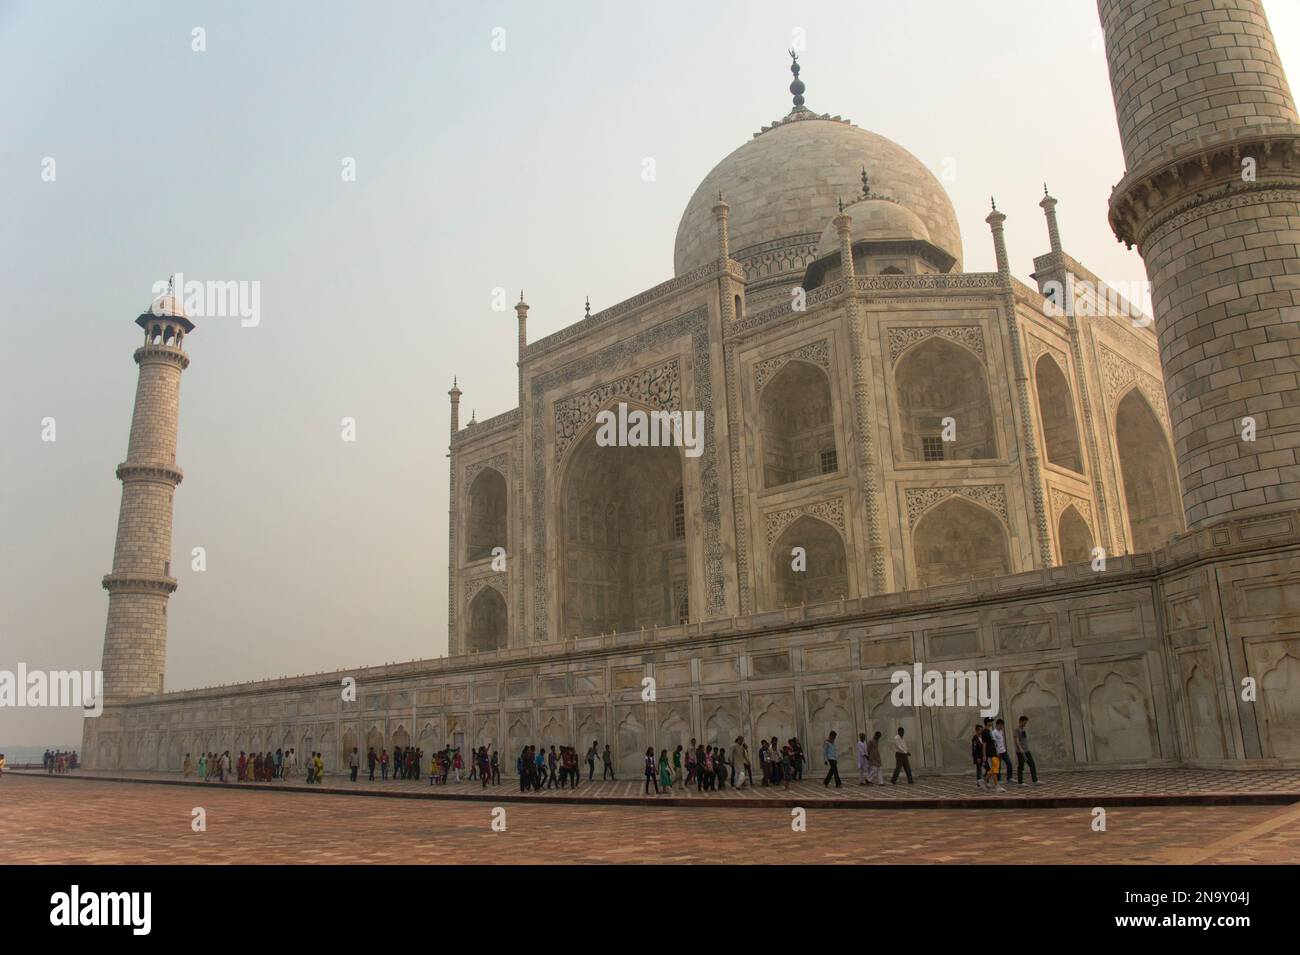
3, 0, 1297, 746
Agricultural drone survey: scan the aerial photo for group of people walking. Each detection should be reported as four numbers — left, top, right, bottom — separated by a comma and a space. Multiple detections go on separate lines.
354, 745, 425, 782
351, 745, 505, 786
970, 716, 1039, 791
42, 748, 78, 774
183, 748, 313, 783
42, 749, 78, 773
174, 720, 1040, 792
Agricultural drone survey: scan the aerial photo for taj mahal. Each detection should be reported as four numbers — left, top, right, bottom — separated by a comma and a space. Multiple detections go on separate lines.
84, 0, 1300, 780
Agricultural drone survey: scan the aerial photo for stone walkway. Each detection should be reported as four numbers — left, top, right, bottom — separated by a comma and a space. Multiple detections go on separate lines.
14, 765, 1300, 809
3, 774, 1298, 864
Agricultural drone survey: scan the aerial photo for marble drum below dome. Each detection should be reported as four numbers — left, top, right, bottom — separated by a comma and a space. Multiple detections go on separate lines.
673, 113, 964, 294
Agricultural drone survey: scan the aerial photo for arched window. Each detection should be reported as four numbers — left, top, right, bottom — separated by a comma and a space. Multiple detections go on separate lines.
912, 497, 1011, 587
561, 421, 686, 637
466, 468, 507, 562
880, 265, 905, 275
895, 337, 996, 461
771, 515, 848, 608
759, 361, 836, 487
467, 587, 507, 652
1035, 354, 1083, 473
1115, 390, 1182, 552
1058, 505, 1093, 565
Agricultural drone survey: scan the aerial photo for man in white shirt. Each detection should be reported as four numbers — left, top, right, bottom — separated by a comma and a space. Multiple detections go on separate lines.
890, 727, 914, 784
855, 732, 869, 785
990, 721, 1010, 792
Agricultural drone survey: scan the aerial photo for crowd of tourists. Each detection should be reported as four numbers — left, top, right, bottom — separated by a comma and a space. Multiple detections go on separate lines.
43, 749, 79, 773
183, 748, 307, 783
174, 716, 1040, 791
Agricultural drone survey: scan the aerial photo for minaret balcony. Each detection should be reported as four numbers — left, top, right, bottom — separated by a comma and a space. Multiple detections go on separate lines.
116, 462, 184, 486
102, 573, 178, 595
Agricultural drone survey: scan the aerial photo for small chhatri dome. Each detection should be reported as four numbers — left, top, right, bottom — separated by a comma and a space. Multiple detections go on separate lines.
135, 275, 195, 333
815, 194, 931, 258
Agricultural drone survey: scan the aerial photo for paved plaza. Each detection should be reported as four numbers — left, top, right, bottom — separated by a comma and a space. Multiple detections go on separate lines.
4, 773, 1298, 864
16, 766, 1300, 809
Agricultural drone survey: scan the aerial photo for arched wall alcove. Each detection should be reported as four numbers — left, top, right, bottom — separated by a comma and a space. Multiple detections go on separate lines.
912, 497, 1011, 587
559, 414, 687, 637
895, 337, 996, 462
1114, 389, 1182, 553
759, 360, 837, 488
467, 586, 508, 652
769, 515, 848, 609
1035, 354, 1083, 473
466, 468, 507, 562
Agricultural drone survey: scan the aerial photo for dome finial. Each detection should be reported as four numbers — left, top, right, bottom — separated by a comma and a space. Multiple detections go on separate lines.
990, 195, 998, 212
861, 166, 870, 198
787, 49, 805, 109
584, 296, 591, 318
837, 196, 844, 213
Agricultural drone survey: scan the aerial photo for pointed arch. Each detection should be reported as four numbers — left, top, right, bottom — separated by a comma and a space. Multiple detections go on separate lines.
416, 721, 437, 757
467, 585, 507, 652
1115, 388, 1181, 552
389, 724, 409, 750
895, 337, 995, 461
912, 497, 1011, 587
1057, 505, 1094, 565
759, 359, 836, 487
703, 704, 738, 750
1261, 654, 1300, 757
1035, 353, 1083, 472
466, 468, 507, 562
770, 514, 848, 609
1087, 671, 1154, 762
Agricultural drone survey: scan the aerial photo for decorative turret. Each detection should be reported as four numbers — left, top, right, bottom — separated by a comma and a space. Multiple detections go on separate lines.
1039, 183, 1062, 255
985, 197, 1009, 276
448, 378, 462, 436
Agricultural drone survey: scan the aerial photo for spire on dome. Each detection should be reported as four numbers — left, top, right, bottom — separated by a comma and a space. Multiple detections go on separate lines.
788, 50, 806, 109
861, 167, 870, 198
584, 296, 591, 319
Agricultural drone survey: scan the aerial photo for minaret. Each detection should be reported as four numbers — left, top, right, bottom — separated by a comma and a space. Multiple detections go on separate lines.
1099, 0, 1300, 528
447, 378, 462, 654
99, 282, 194, 701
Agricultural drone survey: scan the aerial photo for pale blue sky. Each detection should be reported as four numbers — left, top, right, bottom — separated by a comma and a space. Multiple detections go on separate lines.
3, 0, 1297, 745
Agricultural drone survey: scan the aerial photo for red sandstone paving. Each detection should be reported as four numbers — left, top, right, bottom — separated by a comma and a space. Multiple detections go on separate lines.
2, 774, 1298, 864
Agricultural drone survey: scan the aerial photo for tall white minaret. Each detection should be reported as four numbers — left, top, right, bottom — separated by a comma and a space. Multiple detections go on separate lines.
99, 283, 194, 701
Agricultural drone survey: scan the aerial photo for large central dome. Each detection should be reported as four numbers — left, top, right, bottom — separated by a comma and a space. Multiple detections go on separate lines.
674, 110, 963, 288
